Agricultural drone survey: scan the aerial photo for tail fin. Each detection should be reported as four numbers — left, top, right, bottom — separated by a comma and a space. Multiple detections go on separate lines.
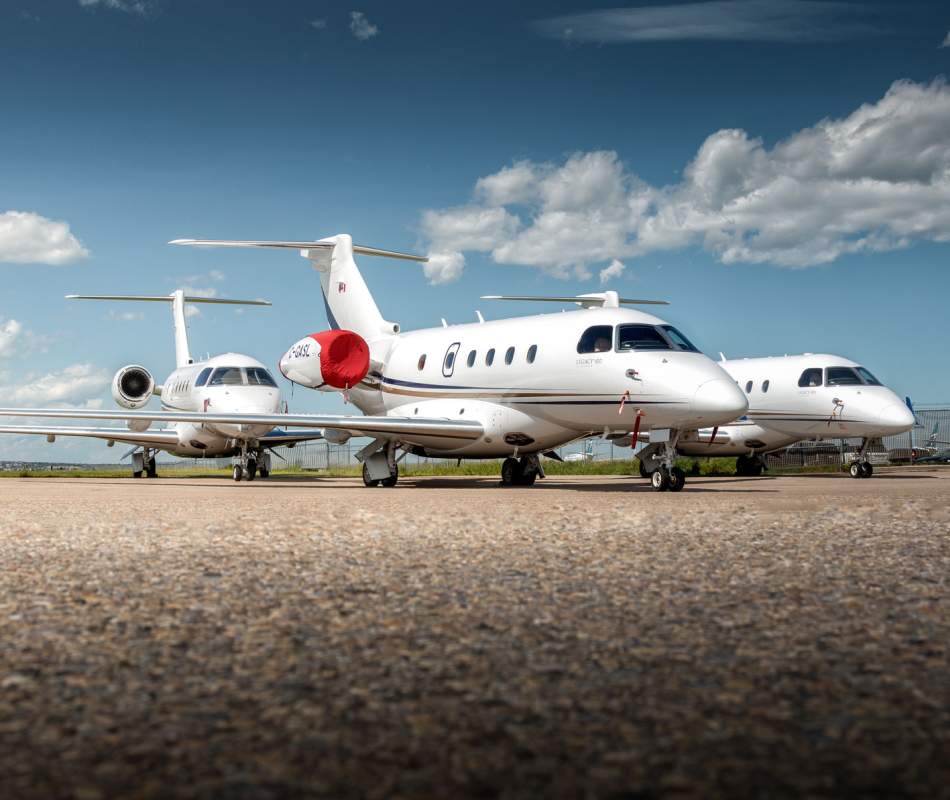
66, 292, 271, 368
170, 234, 427, 343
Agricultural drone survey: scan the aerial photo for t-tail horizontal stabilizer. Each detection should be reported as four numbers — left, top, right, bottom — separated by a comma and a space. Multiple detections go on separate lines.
481, 291, 668, 308
169, 239, 428, 263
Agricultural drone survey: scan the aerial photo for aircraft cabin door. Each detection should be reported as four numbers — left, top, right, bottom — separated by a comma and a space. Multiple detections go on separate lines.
442, 342, 461, 378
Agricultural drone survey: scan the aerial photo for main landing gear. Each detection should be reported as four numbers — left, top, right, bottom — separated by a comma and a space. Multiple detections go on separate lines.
132, 449, 158, 479
500, 454, 544, 487
361, 441, 400, 487
232, 443, 271, 482
849, 438, 875, 479
735, 454, 765, 477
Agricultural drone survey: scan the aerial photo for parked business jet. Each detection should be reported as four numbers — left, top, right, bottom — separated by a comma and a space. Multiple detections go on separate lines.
0, 291, 331, 481
637, 354, 915, 478
0, 235, 748, 492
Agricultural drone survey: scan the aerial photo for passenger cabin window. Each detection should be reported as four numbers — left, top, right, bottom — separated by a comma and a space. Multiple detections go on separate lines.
246, 367, 278, 387
660, 325, 700, 353
577, 325, 614, 354
209, 367, 245, 386
762, 380, 770, 393
486, 348, 495, 366
617, 324, 670, 352
745, 380, 753, 393
444, 350, 456, 371
505, 346, 515, 365
527, 344, 537, 364
825, 367, 862, 386
856, 367, 882, 386
798, 368, 823, 388
417, 354, 426, 371
467, 350, 476, 368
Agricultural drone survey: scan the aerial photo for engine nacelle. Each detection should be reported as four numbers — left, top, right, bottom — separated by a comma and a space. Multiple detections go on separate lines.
278, 330, 370, 391
112, 364, 155, 410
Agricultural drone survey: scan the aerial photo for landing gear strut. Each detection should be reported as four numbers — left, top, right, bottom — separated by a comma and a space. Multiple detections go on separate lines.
648, 431, 685, 492
360, 440, 400, 487
232, 442, 265, 482
849, 438, 875, 479
132, 449, 158, 479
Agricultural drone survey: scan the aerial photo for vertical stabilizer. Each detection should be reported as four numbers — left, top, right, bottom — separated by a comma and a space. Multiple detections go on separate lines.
303, 234, 400, 342
171, 290, 191, 367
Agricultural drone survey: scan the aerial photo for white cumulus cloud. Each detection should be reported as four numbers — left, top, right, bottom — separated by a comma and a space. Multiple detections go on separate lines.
0, 211, 89, 266
424, 251, 466, 285
0, 320, 23, 358
942, 31, 950, 48
419, 78, 950, 278
79, 0, 151, 14
350, 11, 379, 40
0, 363, 110, 405
599, 259, 626, 285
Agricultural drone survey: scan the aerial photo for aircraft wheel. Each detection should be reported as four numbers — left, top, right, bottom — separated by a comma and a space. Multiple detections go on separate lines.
246, 459, 257, 481
362, 462, 379, 487
849, 462, 862, 479
233, 465, 243, 482
651, 467, 670, 492
517, 470, 537, 487
735, 456, 748, 476
638, 459, 652, 479
146, 458, 158, 479
132, 470, 143, 479
259, 468, 269, 479
501, 457, 521, 486
750, 461, 764, 477
380, 465, 399, 488
668, 466, 686, 492
860, 462, 873, 478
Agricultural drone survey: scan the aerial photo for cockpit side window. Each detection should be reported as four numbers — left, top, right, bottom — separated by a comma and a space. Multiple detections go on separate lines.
195, 367, 213, 387
577, 325, 614, 354
660, 325, 700, 352
246, 367, 278, 387
825, 367, 862, 386
798, 368, 823, 388
616, 324, 670, 352
856, 367, 882, 386
208, 367, 245, 386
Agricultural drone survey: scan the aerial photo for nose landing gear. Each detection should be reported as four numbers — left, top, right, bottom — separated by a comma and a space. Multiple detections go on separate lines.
231, 442, 268, 482
647, 431, 685, 492
735, 454, 765, 477
500, 454, 544, 486
849, 438, 876, 478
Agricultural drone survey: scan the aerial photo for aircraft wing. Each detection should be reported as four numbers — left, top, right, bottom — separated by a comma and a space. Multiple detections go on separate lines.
260, 429, 327, 447
0, 425, 181, 447
0, 409, 484, 442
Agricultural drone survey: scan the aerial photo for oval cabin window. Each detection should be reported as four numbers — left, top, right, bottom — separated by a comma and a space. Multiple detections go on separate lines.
505, 347, 515, 365
527, 344, 537, 364
762, 380, 770, 393
486, 348, 495, 366
417, 354, 426, 371
467, 350, 476, 367
745, 380, 753, 393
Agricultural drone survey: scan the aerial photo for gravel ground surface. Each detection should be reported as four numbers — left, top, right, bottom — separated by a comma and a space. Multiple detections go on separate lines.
1, 470, 948, 799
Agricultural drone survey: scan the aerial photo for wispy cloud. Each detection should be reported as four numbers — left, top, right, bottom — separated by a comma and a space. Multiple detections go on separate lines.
535, 1, 883, 45
78, 0, 151, 15
107, 310, 145, 322
350, 11, 379, 41
0, 363, 110, 405
0, 211, 89, 266
310, 18, 327, 31
941, 30, 950, 48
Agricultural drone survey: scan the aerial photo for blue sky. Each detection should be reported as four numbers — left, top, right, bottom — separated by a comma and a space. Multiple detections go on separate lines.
1, 0, 949, 460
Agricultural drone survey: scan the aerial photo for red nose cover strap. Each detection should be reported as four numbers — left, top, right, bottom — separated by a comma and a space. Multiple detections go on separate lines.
309, 330, 370, 388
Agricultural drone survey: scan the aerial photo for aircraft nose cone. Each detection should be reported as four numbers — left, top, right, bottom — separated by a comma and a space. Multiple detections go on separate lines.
691, 378, 748, 423
879, 402, 915, 432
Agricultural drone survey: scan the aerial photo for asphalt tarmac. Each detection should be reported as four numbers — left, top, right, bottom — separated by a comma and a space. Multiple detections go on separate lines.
1, 470, 948, 799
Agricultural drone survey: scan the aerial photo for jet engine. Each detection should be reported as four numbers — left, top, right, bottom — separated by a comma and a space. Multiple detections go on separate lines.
278, 330, 370, 391
112, 365, 155, 410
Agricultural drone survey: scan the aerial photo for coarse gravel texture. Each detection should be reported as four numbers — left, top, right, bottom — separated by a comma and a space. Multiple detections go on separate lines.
0, 470, 948, 799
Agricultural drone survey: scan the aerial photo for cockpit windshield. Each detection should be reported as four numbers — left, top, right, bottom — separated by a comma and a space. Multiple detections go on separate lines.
617, 325, 670, 351
246, 367, 278, 387
825, 367, 863, 386
660, 325, 699, 353
856, 367, 882, 386
208, 367, 245, 386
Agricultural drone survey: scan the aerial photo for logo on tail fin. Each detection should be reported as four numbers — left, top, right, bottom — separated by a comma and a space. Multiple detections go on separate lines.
337, 282, 346, 294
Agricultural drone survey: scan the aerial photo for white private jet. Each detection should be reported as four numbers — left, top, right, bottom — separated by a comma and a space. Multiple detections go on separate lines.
0, 291, 331, 481
637, 354, 915, 479
0, 235, 749, 493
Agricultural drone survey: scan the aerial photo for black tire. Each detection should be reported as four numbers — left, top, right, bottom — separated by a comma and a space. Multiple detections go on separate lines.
146, 458, 157, 479
501, 457, 521, 486
246, 459, 257, 482
638, 459, 652, 479
751, 461, 764, 477
259, 468, 269, 479
381, 464, 399, 488
668, 466, 686, 492
735, 456, 748, 477
233, 465, 243, 482
132, 470, 143, 479
849, 462, 861, 479
517, 470, 537, 487
861, 462, 873, 478
362, 463, 379, 487
651, 467, 670, 492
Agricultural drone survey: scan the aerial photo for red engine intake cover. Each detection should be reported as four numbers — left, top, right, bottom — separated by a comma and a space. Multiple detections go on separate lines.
309, 329, 370, 388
